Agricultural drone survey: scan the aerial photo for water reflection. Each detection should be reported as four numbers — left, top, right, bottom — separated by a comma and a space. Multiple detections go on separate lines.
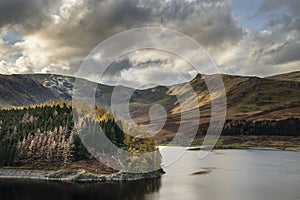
1, 149, 300, 200
0, 178, 161, 200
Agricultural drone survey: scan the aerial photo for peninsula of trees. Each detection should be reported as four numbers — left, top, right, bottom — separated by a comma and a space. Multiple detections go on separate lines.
0, 101, 162, 178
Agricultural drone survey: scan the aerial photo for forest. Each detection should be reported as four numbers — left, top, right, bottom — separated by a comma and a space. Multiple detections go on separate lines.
223, 118, 300, 136
0, 101, 160, 173
0, 100, 299, 170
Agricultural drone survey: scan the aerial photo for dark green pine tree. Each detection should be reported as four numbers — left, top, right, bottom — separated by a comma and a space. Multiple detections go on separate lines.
71, 134, 89, 161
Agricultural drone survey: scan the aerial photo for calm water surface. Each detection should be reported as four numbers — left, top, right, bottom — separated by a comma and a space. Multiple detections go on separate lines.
0, 147, 299, 200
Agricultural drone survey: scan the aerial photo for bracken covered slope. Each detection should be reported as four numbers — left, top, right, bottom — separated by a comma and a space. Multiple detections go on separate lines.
0, 71, 299, 138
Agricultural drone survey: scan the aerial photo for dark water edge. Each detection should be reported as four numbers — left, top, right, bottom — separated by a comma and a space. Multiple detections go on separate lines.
1, 149, 299, 200
0, 169, 164, 182
0, 178, 162, 200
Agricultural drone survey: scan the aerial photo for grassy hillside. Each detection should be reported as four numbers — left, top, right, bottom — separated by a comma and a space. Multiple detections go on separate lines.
267, 71, 300, 82
0, 71, 299, 142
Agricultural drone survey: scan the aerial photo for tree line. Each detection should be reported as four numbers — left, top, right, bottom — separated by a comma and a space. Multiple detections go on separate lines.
0, 101, 160, 172
222, 118, 300, 136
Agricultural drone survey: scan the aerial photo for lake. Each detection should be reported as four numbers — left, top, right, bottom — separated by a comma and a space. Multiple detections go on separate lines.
0, 147, 299, 200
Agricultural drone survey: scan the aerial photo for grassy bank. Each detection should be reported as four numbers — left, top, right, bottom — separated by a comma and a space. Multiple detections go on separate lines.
191, 135, 300, 151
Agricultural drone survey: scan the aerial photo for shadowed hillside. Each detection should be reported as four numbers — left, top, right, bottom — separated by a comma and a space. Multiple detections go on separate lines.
0, 71, 299, 141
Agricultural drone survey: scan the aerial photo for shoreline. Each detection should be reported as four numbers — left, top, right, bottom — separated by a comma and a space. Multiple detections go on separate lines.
160, 144, 300, 152
0, 168, 165, 182
213, 146, 300, 152
163, 135, 300, 152
0, 146, 298, 182
186, 146, 300, 152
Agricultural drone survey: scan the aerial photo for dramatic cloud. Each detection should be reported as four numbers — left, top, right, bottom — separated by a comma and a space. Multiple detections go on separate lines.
0, 39, 18, 56
0, 0, 60, 31
0, 0, 299, 85
258, 0, 300, 17
102, 49, 197, 88
238, 0, 300, 76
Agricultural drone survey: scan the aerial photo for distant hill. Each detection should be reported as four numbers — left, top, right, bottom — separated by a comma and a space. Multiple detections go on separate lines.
267, 71, 300, 82
0, 74, 61, 106
0, 71, 299, 138
191, 73, 300, 121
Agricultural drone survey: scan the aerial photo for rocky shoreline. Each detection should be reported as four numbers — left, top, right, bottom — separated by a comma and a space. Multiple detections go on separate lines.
0, 168, 165, 182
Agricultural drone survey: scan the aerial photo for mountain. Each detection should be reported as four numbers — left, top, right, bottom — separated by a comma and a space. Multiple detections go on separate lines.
267, 71, 300, 82
0, 74, 61, 106
198, 74, 300, 121
0, 71, 299, 138
151, 73, 300, 138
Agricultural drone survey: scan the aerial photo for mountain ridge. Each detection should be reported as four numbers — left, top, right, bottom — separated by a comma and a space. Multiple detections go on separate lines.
0, 71, 299, 138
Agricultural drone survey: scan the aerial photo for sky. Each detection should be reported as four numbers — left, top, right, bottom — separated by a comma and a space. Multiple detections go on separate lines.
0, 0, 299, 88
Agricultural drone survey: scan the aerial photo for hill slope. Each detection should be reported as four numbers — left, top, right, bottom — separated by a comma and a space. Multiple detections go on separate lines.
0, 71, 299, 138
267, 71, 300, 82
0, 74, 61, 106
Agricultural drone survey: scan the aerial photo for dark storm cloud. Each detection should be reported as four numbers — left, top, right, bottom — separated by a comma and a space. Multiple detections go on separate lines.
103, 58, 170, 78
38, 0, 244, 57
240, 0, 300, 74
103, 59, 133, 77
1, 0, 244, 76
2, 0, 299, 79
289, 18, 300, 31
193, 10, 245, 48
259, 0, 300, 17
0, 0, 60, 31
258, 0, 300, 31
266, 42, 300, 65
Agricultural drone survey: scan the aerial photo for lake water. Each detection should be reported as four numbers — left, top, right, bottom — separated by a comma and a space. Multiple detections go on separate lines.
0, 147, 299, 200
